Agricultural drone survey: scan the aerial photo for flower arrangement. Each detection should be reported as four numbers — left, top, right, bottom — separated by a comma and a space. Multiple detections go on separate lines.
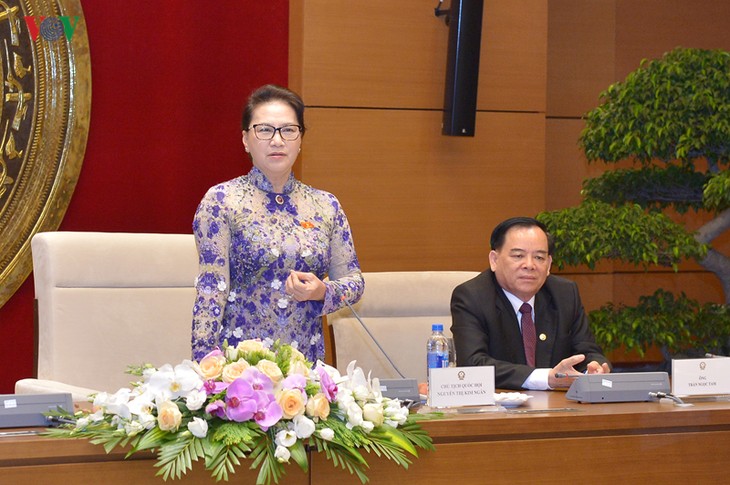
45, 339, 434, 484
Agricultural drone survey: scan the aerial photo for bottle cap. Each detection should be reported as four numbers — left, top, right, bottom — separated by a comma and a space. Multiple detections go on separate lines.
432, 323, 443, 332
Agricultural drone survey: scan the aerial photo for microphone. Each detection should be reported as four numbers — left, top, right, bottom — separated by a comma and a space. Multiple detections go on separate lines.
649, 391, 686, 405
342, 297, 407, 379
554, 372, 585, 379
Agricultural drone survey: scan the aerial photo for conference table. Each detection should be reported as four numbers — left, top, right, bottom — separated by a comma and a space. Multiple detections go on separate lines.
2, 390, 729, 484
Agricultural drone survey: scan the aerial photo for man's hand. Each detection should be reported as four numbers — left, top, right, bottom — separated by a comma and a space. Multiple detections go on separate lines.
586, 360, 611, 374
548, 354, 586, 389
548, 355, 611, 389
286, 270, 326, 302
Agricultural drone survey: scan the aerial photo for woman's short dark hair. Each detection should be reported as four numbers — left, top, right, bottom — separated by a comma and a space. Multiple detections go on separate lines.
490, 217, 555, 255
241, 84, 306, 134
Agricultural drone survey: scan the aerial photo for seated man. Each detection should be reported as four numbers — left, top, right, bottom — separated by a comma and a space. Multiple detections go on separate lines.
451, 217, 610, 390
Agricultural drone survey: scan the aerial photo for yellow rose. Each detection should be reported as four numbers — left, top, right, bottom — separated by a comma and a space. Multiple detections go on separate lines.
157, 400, 182, 432
198, 352, 226, 380
237, 339, 266, 353
277, 389, 306, 419
256, 359, 284, 384
222, 359, 250, 383
305, 393, 330, 420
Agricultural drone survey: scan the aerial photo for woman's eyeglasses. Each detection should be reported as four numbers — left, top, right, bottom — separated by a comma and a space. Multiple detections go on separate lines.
248, 124, 302, 141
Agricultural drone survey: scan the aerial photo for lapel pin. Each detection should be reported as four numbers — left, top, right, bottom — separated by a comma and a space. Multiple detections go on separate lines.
539, 333, 547, 341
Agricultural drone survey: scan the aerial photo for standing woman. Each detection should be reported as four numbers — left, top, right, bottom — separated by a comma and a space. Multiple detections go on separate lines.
191, 84, 364, 363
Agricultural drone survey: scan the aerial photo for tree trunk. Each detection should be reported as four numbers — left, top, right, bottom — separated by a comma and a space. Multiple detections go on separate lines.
696, 208, 730, 305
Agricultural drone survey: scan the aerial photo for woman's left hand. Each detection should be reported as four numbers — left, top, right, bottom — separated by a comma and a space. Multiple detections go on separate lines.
286, 270, 326, 302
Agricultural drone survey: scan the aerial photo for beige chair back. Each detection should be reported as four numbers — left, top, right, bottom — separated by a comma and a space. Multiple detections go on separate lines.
328, 271, 478, 383
18, 231, 197, 396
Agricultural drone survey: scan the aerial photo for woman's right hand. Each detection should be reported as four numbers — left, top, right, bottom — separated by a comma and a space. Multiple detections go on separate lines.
286, 270, 326, 302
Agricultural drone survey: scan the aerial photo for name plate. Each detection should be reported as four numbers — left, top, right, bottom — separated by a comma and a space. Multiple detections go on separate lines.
428, 366, 495, 408
671, 357, 730, 396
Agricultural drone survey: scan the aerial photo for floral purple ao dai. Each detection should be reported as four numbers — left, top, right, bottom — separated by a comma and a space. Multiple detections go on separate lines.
192, 167, 364, 362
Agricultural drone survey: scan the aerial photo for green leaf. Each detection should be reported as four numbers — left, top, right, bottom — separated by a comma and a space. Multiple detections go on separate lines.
154, 432, 204, 481
289, 439, 309, 473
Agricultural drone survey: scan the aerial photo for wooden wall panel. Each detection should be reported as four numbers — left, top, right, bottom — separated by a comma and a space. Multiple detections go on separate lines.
478, 0, 547, 112
545, 118, 606, 210
547, 0, 615, 118
300, 109, 545, 271
567, 273, 615, 311
290, 0, 548, 272
291, 0, 546, 112
290, 0, 447, 109
615, 0, 730, 79
613, 272, 725, 306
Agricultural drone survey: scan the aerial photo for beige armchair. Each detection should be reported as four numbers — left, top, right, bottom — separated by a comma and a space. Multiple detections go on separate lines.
327, 271, 479, 383
15, 232, 198, 401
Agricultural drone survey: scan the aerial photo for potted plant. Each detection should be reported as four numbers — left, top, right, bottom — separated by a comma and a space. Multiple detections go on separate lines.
538, 47, 730, 362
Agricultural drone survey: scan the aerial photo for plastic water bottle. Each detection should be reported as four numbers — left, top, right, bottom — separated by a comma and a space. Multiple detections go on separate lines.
426, 323, 450, 375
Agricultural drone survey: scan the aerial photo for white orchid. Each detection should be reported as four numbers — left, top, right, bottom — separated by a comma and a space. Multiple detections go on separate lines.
95, 388, 132, 419
147, 362, 204, 401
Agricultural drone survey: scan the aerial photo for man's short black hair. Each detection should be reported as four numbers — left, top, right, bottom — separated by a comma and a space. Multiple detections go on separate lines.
490, 217, 555, 255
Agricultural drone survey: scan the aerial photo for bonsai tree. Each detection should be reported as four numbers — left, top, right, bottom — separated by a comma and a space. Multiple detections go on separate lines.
538, 47, 730, 358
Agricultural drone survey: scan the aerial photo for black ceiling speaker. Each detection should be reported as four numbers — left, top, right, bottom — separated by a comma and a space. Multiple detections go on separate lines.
442, 0, 484, 137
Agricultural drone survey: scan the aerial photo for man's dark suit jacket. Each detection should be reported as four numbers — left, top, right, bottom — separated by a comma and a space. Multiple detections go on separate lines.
450, 270, 609, 390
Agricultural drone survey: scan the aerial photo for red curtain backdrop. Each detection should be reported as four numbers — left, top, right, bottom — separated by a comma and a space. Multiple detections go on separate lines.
0, 1, 289, 393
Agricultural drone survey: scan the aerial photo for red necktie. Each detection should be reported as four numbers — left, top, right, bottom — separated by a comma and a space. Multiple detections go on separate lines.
519, 302, 536, 367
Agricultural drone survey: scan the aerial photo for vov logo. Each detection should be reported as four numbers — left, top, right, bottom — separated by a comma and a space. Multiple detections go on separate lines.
24, 16, 81, 42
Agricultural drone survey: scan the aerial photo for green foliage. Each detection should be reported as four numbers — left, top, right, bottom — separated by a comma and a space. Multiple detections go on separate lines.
589, 289, 730, 357
133, 425, 169, 452
273, 343, 294, 376
582, 165, 707, 213
704, 170, 730, 211
240, 349, 277, 366
205, 439, 250, 482
126, 363, 156, 377
537, 200, 707, 270
212, 421, 259, 447
248, 431, 285, 485
395, 413, 438, 452
540, 47, 730, 359
310, 413, 436, 484
320, 413, 372, 449
312, 436, 370, 484
581, 47, 730, 166
154, 432, 205, 481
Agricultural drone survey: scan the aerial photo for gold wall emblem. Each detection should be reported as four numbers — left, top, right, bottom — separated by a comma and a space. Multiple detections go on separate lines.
0, 0, 90, 307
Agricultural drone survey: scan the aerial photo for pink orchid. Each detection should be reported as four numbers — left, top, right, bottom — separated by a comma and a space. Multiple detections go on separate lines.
251, 391, 283, 431
316, 366, 338, 402
205, 399, 226, 419
224, 377, 258, 422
